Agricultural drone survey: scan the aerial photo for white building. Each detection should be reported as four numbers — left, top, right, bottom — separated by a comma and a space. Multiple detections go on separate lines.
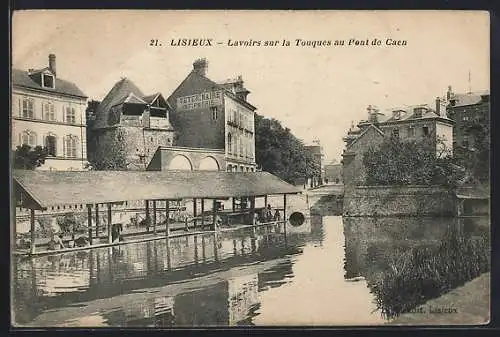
12, 54, 89, 171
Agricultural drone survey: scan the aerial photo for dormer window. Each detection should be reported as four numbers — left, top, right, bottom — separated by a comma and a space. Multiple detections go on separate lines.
393, 110, 403, 120
42, 73, 55, 89
414, 107, 426, 118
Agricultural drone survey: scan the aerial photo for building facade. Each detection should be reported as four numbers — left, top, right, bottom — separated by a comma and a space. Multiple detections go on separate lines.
87, 78, 176, 170
342, 100, 454, 193
167, 59, 257, 172
445, 86, 490, 152
304, 141, 324, 187
324, 162, 342, 184
12, 54, 89, 171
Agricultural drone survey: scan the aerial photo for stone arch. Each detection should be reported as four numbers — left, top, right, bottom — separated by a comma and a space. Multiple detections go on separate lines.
199, 156, 220, 171
227, 164, 233, 172
169, 154, 193, 170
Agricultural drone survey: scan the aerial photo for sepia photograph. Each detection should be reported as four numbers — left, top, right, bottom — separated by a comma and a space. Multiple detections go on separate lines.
10, 10, 490, 327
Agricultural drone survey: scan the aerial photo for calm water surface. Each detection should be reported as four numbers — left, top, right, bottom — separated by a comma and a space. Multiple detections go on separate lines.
12, 212, 490, 327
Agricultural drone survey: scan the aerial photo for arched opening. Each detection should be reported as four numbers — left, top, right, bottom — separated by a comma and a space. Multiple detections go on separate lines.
289, 212, 305, 227
227, 164, 232, 172
199, 156, 220, 171
169, 155, 193, 170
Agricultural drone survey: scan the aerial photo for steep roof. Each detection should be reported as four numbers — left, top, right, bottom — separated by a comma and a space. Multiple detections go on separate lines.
12, 68, 87, 98
346, 124, 385, 150
13, 170, 301, 210
168, 70, 257, 111
93, 78, 147, 129
449, 91, 490, 108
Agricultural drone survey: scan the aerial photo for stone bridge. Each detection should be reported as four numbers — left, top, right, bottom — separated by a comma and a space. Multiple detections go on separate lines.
147, 146, 226, 171
306, 184, 344, 216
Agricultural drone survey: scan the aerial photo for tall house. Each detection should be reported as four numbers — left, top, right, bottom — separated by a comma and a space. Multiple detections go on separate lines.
88, 78, 175, 170
445, 86, 490, 152
167, 58, 257, 172
12, 54, 89, 170
342, 100, 454, 191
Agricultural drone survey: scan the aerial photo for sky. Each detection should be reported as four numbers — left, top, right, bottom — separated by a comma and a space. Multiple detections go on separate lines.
12, 10, 489, 163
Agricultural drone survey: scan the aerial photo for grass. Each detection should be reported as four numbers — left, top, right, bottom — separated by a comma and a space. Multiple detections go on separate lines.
367, 227, 490, 320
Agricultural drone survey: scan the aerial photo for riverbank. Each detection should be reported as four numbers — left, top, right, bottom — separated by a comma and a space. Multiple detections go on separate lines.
388, 272, 490, 325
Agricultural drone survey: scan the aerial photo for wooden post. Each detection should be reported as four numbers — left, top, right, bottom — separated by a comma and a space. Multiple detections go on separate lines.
283, 194, 288, 241
145, 200, 150, 232
202, 236, 206, 262
194, 235, 199, 264
152, 200, 157, 235
87, 204, 93, 245
250, 196, 256, 226
193, 198, 197, 229
201, 199, 205, 228
30, 209, 36, 254
165, 200, 170, 237
166, 236, 172, 270
232, 197, 236, 211
212, 199, 217, 232
264, 195, 268, 209
107, 203, 112, 244
12, 204, 17, 251
213, 232, 219, 262
95, 204, 99, 237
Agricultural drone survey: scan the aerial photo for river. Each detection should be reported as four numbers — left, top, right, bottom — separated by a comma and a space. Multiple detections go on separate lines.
12, 213, 490, 327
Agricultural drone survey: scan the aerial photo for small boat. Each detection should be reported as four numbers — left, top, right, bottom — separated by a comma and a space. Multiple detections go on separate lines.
345, 276, 365, 282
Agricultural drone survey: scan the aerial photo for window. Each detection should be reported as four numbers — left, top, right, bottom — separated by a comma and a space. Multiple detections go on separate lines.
20, 130, 37, 147
22, 97, 34, 118
392, 128, 399, 138
45, 134, 57, 156
422, 126, 429, 137
65, 106, 76, 124
42, 74, 55, 89
233, 135, 238, 155
227, 133, 232, 154
211, 106, 218, 120
64, 135, 78, 158
43, 102, 55, 121
408, 127, 415, 137
240, 136, 244, 157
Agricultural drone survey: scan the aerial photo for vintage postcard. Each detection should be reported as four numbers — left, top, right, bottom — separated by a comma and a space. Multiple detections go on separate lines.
10, 10, 490, 327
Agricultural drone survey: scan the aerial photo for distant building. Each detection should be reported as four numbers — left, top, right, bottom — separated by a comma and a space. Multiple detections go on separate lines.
167, 58, 257, 172
445, 86, 490, 152
12, 54, 89, 170
88, 78, 175, 170
304, 141, 324, 187
324, 162, 342, 184
342, 100, 454, 192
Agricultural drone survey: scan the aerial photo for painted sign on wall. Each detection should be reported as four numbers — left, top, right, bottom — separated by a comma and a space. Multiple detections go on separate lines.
177, 91, 223, 111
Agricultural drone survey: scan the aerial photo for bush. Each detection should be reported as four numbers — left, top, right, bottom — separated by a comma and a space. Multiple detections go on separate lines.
368, 228, 490, 319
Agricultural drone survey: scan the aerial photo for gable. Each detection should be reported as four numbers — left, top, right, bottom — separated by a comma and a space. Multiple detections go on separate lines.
167, 71, 222, 110
347, 125, 385, 152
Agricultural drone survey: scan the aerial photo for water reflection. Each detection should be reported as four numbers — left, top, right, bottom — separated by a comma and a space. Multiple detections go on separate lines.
12, 214, 489, 326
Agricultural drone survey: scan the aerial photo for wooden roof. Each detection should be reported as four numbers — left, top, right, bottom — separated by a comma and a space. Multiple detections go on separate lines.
13, 170, 301, 210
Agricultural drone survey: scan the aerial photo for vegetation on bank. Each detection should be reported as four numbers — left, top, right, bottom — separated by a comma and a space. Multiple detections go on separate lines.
367, 225, 490, 319
362, 136, 464, 187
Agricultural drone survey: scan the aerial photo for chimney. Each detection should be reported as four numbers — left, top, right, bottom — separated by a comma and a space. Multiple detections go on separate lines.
49, 54, 56, 76
446, 85, 453, 100
435, 97, 441, 116
193, 58, 208, 77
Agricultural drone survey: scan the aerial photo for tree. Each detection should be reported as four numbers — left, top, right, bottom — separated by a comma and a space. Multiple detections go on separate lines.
454, 114, 490, 183
362, 136, 463, 187
13, 144, 48, 170
255, 114, 316, 184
